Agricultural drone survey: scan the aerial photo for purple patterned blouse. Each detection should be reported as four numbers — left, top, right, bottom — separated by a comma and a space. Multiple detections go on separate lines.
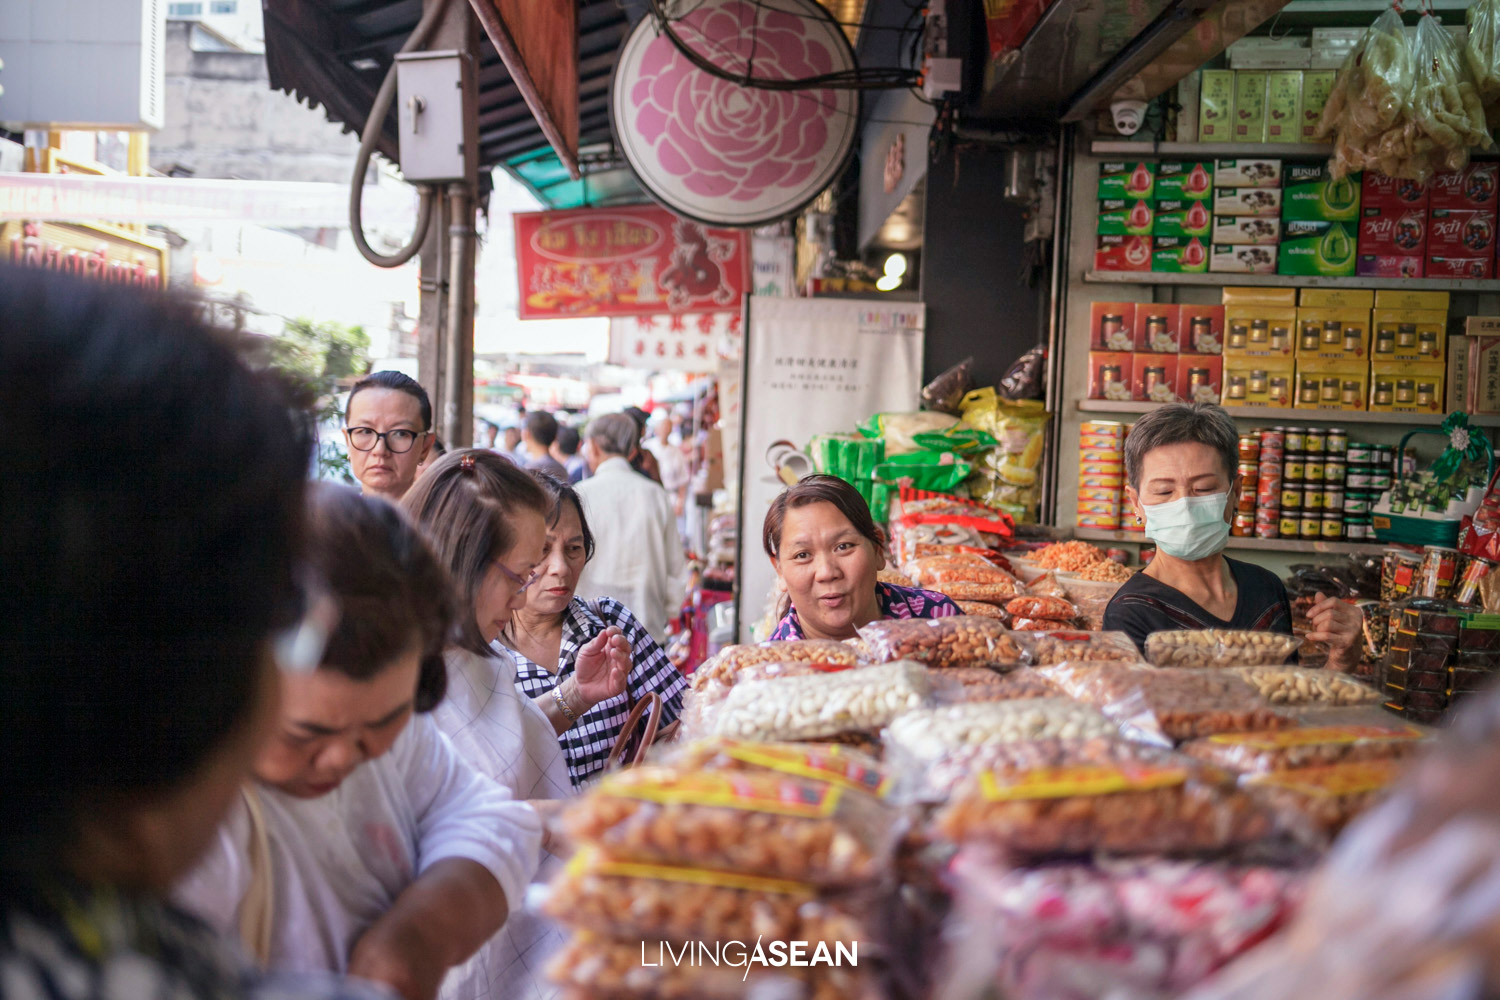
769, 582, 961, 641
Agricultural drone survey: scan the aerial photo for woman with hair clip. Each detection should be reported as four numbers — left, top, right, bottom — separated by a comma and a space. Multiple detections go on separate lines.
763, 474, 961, 641
177, 486, 542, 1000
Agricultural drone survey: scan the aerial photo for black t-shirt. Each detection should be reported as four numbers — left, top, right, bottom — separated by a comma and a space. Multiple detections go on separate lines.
1102, 556, 1294, 654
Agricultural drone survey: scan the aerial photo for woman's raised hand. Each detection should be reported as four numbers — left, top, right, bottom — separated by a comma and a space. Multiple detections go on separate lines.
572, 626, 631, 708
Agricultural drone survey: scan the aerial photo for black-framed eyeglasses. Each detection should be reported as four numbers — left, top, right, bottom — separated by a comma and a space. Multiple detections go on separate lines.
492, 558, 540, 591
346, 426, 428, 454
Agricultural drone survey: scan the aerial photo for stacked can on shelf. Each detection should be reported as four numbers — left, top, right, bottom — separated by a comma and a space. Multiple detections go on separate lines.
1344, 441, 1395, 539
1246, 430, 1279, 538
1078, 421, 1126, 530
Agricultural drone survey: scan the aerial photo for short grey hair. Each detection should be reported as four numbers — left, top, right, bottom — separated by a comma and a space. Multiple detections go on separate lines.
586, 412, 640, 458
1122, 403, 1239, 491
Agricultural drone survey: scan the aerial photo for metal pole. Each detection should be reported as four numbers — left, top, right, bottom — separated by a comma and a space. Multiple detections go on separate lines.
444, 182, 474, 448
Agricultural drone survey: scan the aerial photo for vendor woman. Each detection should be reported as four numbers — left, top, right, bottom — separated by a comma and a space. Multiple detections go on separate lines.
1103, 403, 1363, 669
764, 475, 960, 641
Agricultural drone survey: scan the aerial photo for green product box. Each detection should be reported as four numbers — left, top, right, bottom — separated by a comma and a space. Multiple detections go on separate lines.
1153, 235, 1210, 273
1099, 198, 1155, 236
1278, 220, 1357, 276
1155, 161, 1215, 200
1154, 199, 1213, 238
1098, 162, 1155, 200
1282, 163, 1362, 221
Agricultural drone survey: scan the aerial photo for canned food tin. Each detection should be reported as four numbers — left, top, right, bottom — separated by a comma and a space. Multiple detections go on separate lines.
1255, 507, 1282, 524
1079, 487, 1122, 501
1321, 514, 1344, 539
1304, 430, 1325, 455
1255, 521, 1282, 539
1080, 460, 1125, 475
1258, 483, 1283, 505
1326, 429, 1348, 455
1238, 461, 1260, 480
1346, 467, 1375, 489
1280, 515, 1301, 538
1237, 491, 1257, 513
1258, 445, 1284, 464
1080, 421, 1126, 437
1418, 545, 1461, 600
1261, 429, 1285, 451
1079, 449, 1125, 463
1285, 428, 1306, 452
1323, 459, 1346, 482
1344, 492, 1372, 514
1238, 436, 1261, 463
1080, 437, 1125, 452
1346, 444, 1375, 464
1077, 514, 1122, 530
1305, 489, 1325, 511
1346, 522, 1370, 540
1370, 470, 1393, 491
1324, 487, 1345, 512
1300, 515, 1322, 539
1306, 460, 1325, 482
1077, 501, 1122, 517
1280, 487, 1303, 510
1285, 459, 1306, 482
1080, 474, 1125, 489
1232, 512, 1254, 537
1257, 459, 1284, 479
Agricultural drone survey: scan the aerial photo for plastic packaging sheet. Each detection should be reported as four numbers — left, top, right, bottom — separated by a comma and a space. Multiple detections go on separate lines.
1181, 723, 1431, 774
661, 740, 889, 797
934, 851, 1309, 1000
1244, 759, 1407, 843
884, 699, 1120, 767
561, 765, 901, 886
928, 667, 1060, 705
931, 745, 1273, 856
713, 659, 931, 743
1228, 666, 1382, 707
1014, 630, 1144, 666
1182, 686, 1500, 1000
692, 640, 865, 691
1144, 630, 1301, 668
859, 617, 1024, 670
1042, 663, 1296, 745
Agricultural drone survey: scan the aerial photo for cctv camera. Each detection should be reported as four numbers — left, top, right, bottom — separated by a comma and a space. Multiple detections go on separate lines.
1111, 99, 1148, 136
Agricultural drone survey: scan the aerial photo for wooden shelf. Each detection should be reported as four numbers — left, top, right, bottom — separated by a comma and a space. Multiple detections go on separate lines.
1089, 140, 1333, 158
1082, 271, 1500, 291
1074, 400, 1484, 426
1074, 527, 1389, 555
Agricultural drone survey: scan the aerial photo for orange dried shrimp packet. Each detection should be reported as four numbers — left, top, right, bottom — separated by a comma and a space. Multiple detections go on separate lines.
907, 557, 1019, 588
1070, 559, 1134, 583
1004, 595, 1078, 621
932, 580, 1023, 602
955, 600, 1007, 619
1030, 540, 1108, 572
560, 766, 900, 887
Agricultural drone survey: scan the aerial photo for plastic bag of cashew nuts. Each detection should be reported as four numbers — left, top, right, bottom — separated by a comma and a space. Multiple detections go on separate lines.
927, 666, 1060, 705
660, 739, 890, 797
913, 735, 1152, 802
882, 699, 1120, 768
931, 743, 1274, 856
859, 617, 1024, 670
713, 659, 932, 744
1180, 723, 1431, 774
692, 640, 865, 692
1041, 663, 1296, 746
562, 764, 903, 887
543, 848, 871, 945
1227, 666, 1382, 707
1144, 629, 1301, 668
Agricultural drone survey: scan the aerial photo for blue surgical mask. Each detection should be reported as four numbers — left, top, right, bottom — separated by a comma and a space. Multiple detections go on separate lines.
1141, 492, 1231, 561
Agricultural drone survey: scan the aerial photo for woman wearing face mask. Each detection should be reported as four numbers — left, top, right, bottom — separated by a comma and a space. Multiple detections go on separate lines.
1102, 404, 1363, 668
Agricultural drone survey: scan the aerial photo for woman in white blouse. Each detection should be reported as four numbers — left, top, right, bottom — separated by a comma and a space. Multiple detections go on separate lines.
401, 450, 630, 1000
176, 486, 541, 1000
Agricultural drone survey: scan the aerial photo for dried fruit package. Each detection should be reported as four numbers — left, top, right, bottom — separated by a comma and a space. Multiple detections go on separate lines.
859, 617, 1024, 669
561, 765, 901, 886
1181, 723, 1430, 774
1410, 13, 1494, 173
933, 746, 1272, 856
1467, 0, 1500, 121
713, 659, 931, 742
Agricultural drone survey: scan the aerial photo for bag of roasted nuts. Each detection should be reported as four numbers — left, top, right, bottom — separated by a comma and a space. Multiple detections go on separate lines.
927, 667, 1060, 705
1181, 724, 1430, 774
692, 640, 865, 691
1013, 629, 1144, 666
660, 739, 889, 797
1245, 759, 1407, 842
1144, 629, 1301, 668
1227, 666, 1382, 707
859, 617, 1024, 670
713, 659, 932, 743
883, 699, 1119, 766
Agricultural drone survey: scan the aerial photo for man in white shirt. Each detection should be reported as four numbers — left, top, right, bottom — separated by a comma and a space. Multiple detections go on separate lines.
575, 413, 689, 642
642, 411, 690, 518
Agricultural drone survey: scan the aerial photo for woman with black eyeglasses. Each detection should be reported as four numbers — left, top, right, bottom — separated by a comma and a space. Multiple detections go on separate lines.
343, 371, 436, 503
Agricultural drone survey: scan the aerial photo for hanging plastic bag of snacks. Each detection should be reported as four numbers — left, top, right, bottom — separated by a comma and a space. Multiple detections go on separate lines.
1317, 8, 1421, 179
1410, 13, 1494, 172
1467, 0, 1500, 122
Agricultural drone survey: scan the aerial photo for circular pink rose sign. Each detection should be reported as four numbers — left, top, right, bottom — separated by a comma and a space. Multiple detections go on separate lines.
612, 0, 859, 228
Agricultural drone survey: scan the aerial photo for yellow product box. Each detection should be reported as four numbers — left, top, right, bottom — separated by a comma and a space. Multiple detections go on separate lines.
1079, 460, 1125, 476
1373, 290, 1451, 312
1369, 362, 1446, 415
1079, 420, 1126, 437
1233, 71, 1268, 142
1294, 358, 1369, 411
1371, 309, 1448, 364
1079, 473, 1125, 489
1079, 436, 1124, 452
1265, 71, 1302, 142
1200, 70, 1236, 142
1224, 306, 1298, 358
1223, 356, 1296, 408
1077, 500, 1122, 518
1294, 308, 1371, 360
1078, 487, 1123, 502
1076, 513, 1122, 530
1299, 288, 1374, 309
1221, 286, 1297, 307
1299, 71, 1338, 141
1079, 448, 1123, 463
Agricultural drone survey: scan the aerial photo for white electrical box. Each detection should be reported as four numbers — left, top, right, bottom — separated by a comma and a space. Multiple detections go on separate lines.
0, 0, 165, 130
395, 50, 477, 185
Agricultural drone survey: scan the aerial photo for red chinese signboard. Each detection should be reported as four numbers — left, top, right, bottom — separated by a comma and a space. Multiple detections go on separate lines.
514, 206, 748, 320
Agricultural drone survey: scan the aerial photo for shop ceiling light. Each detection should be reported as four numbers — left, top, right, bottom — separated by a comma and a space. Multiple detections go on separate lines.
876, 274, 902, 292
883, 253, 907, 278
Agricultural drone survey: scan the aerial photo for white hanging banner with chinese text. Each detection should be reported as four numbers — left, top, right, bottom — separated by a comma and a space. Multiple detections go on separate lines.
736, 297, 924, 642
607, 312, 742, 372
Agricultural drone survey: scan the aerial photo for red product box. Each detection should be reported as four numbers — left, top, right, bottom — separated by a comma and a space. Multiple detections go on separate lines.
1357, 255, 1425, 278
1095, 234, 1152, 272
1428, 208, 1497, 258
1133, 303, 1182, 353
1430, 164, 1500, 211
1176, 355, 1224, 404
1180, 304, 1226, 355
1427, 255, 1494, 279
1362, 172, 1429, 211
1089, 301, 1139, 350
1088, 351, 1136, 401
1358, 206, 1427, 256
1132, 353, 1180, 403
